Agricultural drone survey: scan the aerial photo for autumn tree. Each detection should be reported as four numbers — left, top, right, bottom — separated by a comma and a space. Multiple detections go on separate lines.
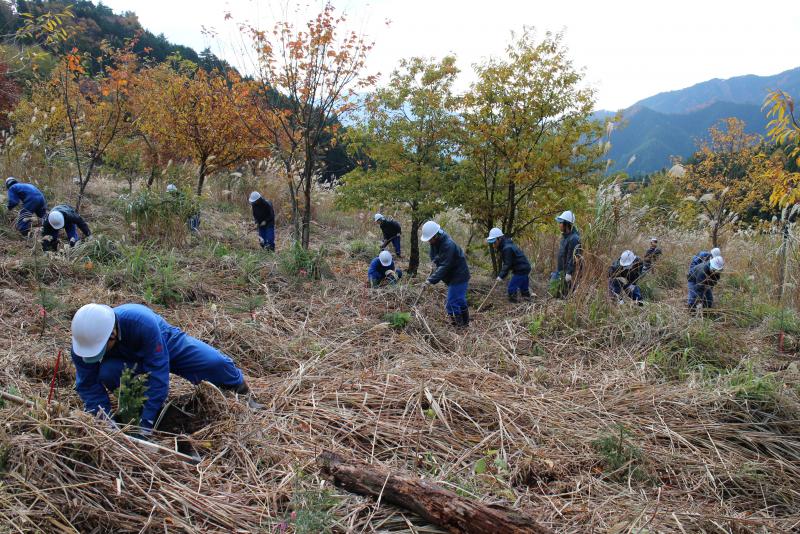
13, 6, 131, 210
681, 118, 770, 247
133, 63, 257, 195
762, 90, 800, 207
457, 29, 602, 267
337, 56, 460, 275
242, 2, 375, 248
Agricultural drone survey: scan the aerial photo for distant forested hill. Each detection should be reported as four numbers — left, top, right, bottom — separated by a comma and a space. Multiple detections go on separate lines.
2, 0, 232, 73
600, 67, 800, 175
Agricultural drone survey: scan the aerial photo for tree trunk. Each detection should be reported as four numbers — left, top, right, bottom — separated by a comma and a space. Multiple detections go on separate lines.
75, 160, 96, 213
302, 169, 312, 249
146, 165, 157, 188
711, 222, 719, 248
196, 158, 207, 196
318, 451, 551, 534
408, 207, 421, 276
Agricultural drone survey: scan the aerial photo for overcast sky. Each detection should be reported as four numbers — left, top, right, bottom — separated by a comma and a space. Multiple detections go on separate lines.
101, 0, 800, 111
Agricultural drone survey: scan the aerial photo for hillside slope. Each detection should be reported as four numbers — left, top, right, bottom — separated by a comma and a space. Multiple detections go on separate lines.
0, 176, 798, 532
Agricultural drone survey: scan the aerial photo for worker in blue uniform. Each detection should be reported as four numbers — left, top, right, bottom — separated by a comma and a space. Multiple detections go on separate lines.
41, 204, 91, 251
374, 213, 402, 257
421, 220, 471, 328
70, 303, 261, 435
486, 227, 532, 302
6, 177, 47, 236
687, 247, 720, 278
688, 256, 724, 310
368, 250, 402, 287
249, 191, 275, 251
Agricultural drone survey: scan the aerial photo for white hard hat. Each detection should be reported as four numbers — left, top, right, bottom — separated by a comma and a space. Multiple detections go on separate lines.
5, 176, 17, 188
71, 304, 116, 361
619, 250, 635, 267
249, 191, 261, 204
710, 247, 721, 258
420, 221, 441, 242
374, 213, 385, 222
48, 210, 65, 230
486, 227, 504, 243
379, 250, 392, 266
650, 237, 658, 243
710, 256, 724, 271
166, 184, 177, 193
556, 210, 576, 224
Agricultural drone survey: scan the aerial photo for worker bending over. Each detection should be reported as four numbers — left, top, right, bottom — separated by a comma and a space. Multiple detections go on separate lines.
6, 177, 47, 237
42, 204, 91, 251
688, 256, 724, 310
688, 247, 720, 277
71, 303, 261, 436
486, 228, 532, 302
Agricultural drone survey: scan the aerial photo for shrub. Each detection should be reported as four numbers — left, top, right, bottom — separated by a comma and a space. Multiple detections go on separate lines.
592, 425, 648, 482
114, 367, 148, 427
383, 312, 411, 329
279, 243, 329, 280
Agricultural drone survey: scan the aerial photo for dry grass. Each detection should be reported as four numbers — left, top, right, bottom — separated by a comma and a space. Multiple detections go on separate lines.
0, 178, 799, 533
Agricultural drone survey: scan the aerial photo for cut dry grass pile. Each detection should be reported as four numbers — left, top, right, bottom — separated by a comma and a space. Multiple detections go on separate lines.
1, 196, 799, 533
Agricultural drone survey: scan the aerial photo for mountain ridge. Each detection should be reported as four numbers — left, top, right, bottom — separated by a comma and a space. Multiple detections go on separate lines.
600, 66, 800, 175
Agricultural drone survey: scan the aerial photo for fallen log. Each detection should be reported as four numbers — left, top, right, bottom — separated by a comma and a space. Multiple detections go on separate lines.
318, 451, 552, 534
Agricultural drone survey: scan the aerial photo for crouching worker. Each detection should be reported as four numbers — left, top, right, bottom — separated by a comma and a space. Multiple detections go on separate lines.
421, 221, 470, 328
71, 303, 262, 436
369, 250, 402, 287
42, 205, 91, 252
487, 227, 532, 302
688, 256, 724, 311
6, 177, 47, 237
609, 250, 644, 305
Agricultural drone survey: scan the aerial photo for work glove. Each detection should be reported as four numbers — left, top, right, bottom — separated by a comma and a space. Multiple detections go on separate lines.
496, 276, 503, 282
565, 274, 572, 282
424, 279, 434, 286
258, 236, 264, 244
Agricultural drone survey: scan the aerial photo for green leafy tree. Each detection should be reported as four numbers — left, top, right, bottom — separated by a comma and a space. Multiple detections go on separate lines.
337, 56, 460, 275
457, 29, 603, 271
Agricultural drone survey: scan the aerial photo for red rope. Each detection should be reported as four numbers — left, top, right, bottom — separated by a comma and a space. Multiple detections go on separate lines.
47, 349, 62, 405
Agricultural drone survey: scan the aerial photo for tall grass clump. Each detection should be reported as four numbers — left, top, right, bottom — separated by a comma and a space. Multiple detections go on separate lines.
279, 243, 329, 280
119, 189, 200, 245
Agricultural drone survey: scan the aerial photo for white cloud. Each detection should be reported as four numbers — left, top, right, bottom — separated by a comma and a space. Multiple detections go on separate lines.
100, 0, 800, 110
